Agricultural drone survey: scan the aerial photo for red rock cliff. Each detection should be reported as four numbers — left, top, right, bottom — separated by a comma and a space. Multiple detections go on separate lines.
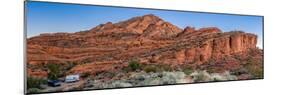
27, 14, 258, 67
173, 31, 257, 64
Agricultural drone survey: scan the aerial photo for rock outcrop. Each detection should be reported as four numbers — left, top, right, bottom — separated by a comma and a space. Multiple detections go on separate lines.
27, 14, 258, 77
172, 31, 257, 64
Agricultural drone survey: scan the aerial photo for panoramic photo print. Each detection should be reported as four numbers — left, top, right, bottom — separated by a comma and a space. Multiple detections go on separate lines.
26, 1, 263, 94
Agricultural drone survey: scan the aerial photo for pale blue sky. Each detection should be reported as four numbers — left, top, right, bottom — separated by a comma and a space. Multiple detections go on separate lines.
26, 1, 263, 48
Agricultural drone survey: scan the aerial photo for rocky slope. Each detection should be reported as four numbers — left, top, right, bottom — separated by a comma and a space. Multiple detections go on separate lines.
27, 14, 260, 77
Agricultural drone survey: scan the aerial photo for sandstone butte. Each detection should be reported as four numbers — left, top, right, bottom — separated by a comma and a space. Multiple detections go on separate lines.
27, 14, 259, 77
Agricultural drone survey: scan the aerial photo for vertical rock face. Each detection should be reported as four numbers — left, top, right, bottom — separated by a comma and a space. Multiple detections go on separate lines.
174, 31, 257, 64
27, 14, 259, 76
175, 50, 186, 64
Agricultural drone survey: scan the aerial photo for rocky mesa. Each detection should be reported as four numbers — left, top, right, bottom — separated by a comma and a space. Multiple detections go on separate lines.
27, 14, 260, 77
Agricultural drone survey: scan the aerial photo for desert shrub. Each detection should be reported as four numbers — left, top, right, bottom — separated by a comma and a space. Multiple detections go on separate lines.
85, 80, 132, 89
190, 70, 237, 82
47, 64, 61, 80
27, 88, 41, 93
72, 85, 84, 91
182, 66, 193, 75
131, 71, 187, 86
27, 77, 47, 89
144, 65, 158, 73
143, 64, 174, 73
122, 67, 131, 73
206, 67, 216, 73
161, 72, 186, 84
210, 71, 237, 81
190, 70, 212, 82
92, 71, 118, 80
158, 64, 173, 72
230, 68, 248, 76
100, 71, 116, 79
183, 69, 193, 75
251, 67, 263, 78
128, 60, 141, 71
81, 72, 91, 78
110, 81, 133, 87
86, 71, 188, 89
244, 58, 263, 78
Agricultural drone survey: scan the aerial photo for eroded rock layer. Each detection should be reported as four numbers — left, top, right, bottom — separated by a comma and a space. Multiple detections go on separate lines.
27, 14, 258, 76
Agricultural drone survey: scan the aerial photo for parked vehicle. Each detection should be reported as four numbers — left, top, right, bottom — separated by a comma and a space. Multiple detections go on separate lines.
65, 74, 80, 83
47, 80, 61, 87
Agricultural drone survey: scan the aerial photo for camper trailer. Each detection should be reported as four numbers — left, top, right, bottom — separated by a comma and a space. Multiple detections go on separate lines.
65, 74, 80, 83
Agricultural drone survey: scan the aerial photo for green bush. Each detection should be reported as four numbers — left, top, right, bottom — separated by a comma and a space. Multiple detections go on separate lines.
183, 68, 193, 75
180, 65, 193, 75
158, 64, 173, 72
27, 88, 41, 93
47, 64, 61, 80
242, 58, 263, 78
194, 72, 205, 82
27, 77, 47, 89
128, 60, 141, 71
144, 65, 158, 73
251, 67, 263, 78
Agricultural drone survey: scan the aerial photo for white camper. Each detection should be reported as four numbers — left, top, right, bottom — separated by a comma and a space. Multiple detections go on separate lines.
65, 74, 80, 83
